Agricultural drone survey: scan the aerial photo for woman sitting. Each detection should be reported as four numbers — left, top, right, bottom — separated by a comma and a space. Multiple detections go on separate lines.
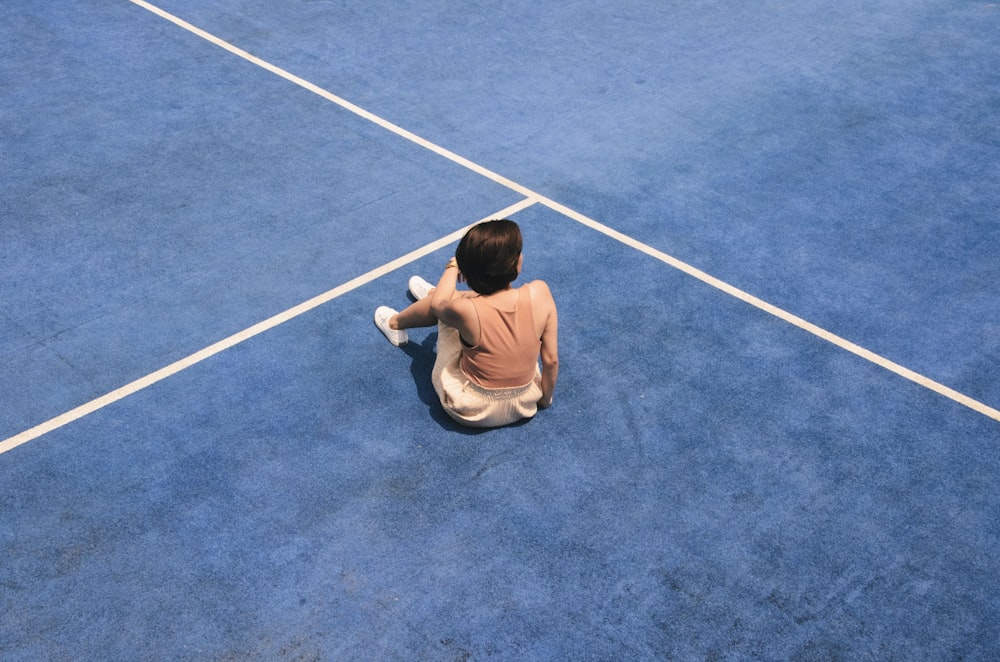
375, 219, 558, 428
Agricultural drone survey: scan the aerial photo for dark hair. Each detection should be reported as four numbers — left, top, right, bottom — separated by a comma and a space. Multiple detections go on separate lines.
455, 219, 522, 295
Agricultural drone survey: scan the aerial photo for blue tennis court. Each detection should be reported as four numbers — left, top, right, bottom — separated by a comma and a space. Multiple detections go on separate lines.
3, 1, 999, 659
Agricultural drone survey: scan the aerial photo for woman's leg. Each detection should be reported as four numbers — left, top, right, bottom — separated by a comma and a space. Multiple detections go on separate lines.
391, 294, 437, 330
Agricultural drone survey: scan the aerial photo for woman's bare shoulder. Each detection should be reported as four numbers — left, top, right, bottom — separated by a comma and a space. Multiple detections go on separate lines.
443, 291, 478, 313
526, 279, 554, 301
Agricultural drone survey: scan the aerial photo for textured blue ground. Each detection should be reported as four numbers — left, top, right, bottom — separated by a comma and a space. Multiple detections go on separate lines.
2, 1, 999, 660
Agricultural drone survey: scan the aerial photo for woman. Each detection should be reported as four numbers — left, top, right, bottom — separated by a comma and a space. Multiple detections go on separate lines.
375, 219, 558, 428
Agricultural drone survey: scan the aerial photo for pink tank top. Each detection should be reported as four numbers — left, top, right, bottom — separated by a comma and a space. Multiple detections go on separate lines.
460, 285, 540, 388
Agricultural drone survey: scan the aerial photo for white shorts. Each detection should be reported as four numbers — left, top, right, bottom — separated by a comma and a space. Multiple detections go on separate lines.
431, 323, 543, 428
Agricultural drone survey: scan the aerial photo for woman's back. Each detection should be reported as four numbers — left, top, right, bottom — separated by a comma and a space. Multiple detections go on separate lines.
460, 285, 541, 388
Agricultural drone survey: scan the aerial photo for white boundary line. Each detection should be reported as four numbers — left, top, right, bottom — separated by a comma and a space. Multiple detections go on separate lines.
128, 0, 537, 201
0, 198, 539, 456
4, 1, 994, 456
542, 199, 1000, 423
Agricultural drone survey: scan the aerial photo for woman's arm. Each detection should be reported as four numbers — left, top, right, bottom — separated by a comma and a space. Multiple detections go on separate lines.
429, 257, 476, 339
429, 257, 461, 320
534, 282, 559, 408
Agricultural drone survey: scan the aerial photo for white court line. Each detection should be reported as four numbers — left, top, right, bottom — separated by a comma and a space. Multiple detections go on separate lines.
128, 0, 537, 202
542, 199, 1000, 423
0, 197, 539, 456
124, 0, 1000, 424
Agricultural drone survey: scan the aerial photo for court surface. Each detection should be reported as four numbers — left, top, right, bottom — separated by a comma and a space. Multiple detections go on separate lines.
2, 1, 999, 659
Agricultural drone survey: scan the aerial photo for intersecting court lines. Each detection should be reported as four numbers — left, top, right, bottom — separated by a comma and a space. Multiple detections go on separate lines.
130, 0, 997, 422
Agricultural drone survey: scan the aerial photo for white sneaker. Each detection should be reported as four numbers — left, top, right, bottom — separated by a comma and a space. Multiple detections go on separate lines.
408, 275, 434, 301
374, 306, 407, 346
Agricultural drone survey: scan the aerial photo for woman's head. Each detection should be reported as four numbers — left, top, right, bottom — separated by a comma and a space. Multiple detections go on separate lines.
456, 219, 522, 295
